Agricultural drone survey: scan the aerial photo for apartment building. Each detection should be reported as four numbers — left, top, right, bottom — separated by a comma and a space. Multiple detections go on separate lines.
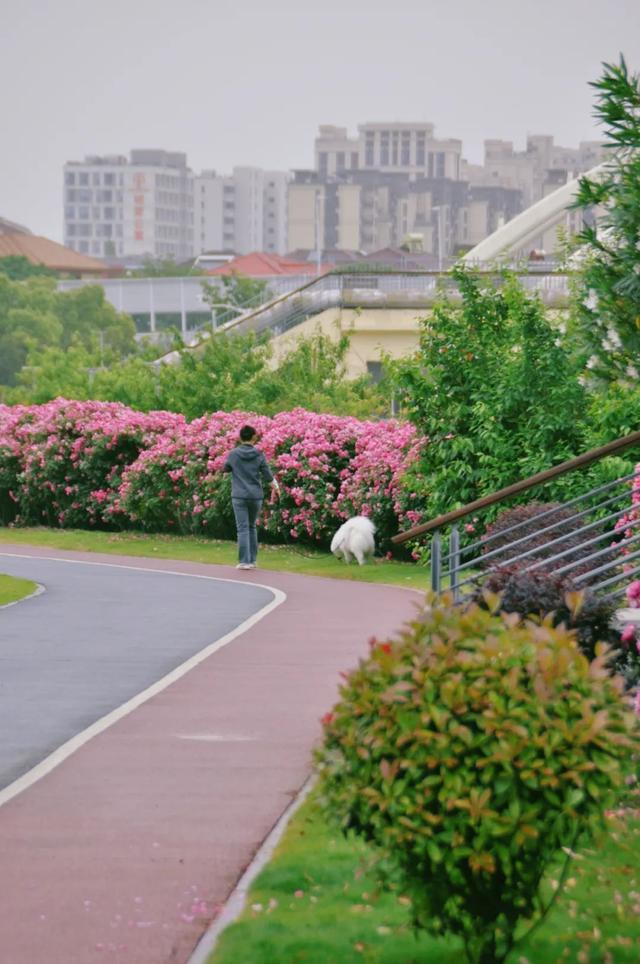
63, 150, 194, 261
193, 167, 289, 256
289, 123, 602, 260
474, 136, 606, 207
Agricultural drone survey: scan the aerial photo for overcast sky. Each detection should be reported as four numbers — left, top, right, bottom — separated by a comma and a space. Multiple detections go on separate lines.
2, 0, 640, 242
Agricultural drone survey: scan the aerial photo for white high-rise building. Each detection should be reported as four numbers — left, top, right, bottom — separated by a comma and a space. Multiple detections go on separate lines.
63, 150, 194, 261
193, 167, 289, 256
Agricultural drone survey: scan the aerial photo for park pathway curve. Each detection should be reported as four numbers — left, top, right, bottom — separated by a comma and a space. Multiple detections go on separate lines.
0, 544, 420, 964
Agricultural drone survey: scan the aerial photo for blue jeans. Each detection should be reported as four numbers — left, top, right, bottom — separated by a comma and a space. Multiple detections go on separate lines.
232, 498, 262, 565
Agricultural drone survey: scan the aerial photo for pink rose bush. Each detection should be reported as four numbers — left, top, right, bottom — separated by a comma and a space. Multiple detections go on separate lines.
0, 400, 184, 530
120, 408, 425, 547
0, 401, 425, 548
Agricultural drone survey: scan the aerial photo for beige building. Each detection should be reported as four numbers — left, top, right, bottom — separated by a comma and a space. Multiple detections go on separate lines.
471, 136, 606, 208
359, 122, 462, 179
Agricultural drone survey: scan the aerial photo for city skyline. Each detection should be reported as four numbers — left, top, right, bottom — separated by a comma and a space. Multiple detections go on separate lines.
2, 0, 640, 243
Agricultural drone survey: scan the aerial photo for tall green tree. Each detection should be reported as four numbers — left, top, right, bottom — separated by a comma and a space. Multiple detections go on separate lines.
571, 55, 640, 382
0, 276, 136, 387
390, 267, 587, 519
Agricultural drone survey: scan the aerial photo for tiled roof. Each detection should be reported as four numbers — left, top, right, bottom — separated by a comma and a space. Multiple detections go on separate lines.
0, 234, 110, 275
207, 252, 328, 277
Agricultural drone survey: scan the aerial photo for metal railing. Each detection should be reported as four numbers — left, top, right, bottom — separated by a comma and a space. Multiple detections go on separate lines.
199, 269, 572, 342
392, 431, 640, 603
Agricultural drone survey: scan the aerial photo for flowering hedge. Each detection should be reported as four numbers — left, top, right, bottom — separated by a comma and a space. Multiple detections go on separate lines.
0, 400, 425, 548
0, 400, 184, 529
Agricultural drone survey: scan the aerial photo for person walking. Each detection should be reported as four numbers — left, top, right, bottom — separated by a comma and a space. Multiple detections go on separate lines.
223, 425, 279, 570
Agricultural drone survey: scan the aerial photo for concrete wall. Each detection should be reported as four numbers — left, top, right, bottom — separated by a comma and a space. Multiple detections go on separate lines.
270, 306, 423, 378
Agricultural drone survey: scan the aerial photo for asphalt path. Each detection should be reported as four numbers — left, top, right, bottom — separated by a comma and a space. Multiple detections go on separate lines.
0, 554, 274, 791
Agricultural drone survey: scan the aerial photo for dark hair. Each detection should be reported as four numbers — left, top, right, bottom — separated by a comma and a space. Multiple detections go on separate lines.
239, 424, 257, 442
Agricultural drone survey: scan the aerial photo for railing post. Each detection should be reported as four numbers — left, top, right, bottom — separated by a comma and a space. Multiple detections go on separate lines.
450, 525, 460, 603
431, 529, 442, 595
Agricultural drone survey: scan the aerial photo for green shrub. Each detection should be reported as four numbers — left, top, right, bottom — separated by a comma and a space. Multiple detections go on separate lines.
472, 566, 640, 691
316, 596, 639, 964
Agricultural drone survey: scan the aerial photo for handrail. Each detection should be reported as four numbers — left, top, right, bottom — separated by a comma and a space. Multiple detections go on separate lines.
391, 429, 640, 544
216, 270, 334, 335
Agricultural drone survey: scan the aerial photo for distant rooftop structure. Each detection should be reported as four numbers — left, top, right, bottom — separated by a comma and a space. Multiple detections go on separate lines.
207, 251, 328, 277
193, 250, 236, 271
0, 233, 110, 277
0, 216, 32, 235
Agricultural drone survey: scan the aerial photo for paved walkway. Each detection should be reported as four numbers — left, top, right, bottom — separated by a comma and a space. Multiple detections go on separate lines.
0, 545, 419, 964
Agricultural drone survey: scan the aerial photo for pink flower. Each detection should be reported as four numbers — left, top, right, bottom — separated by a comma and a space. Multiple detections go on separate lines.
627, 580, 640, 608
621, 624, 636, 647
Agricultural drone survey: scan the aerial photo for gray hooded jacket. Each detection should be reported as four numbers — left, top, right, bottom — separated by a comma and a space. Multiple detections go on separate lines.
223, 444, 274, 500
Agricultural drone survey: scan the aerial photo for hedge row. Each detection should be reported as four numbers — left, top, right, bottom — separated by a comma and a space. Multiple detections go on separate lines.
0, 400, 425, 548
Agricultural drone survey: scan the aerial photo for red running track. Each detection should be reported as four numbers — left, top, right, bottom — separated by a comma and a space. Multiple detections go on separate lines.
0, 545, 420, 964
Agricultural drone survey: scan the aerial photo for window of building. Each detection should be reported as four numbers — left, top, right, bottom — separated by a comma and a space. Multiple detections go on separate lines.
65, 206, 75, 220
351, 152, 359, 169
401, 141, 411, 165
104, 206, 116, 219
318, 152, 328, 175
366, 361, 384, 384
416, 143, 426, 166
77, 189, 92, 203
66, 189, 76, 202
65, 172, 75, 186
365, 134, 374, 167
115, 224, 123, 237
92, 241, 101, 254
381, 145, 389, 165
336, 151, 345, 170
79, 241, 89, 253
67, 224, 76, 237
104, 173, 115, 186
79, 173, 89, 186
436, 152, 445, 177
78, 206, 89, 220
92, 173, 100, 186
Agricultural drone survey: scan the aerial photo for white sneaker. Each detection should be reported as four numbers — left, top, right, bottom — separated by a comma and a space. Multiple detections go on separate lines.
236, 563, 252, 570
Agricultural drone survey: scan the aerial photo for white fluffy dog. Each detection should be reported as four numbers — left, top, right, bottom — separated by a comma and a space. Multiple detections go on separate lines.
331, 516, 376, 565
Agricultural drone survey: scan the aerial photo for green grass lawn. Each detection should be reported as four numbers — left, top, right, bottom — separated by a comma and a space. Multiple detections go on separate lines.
0, 527, 428, 589
210, 793, 640, 964
0, 572, 37, 606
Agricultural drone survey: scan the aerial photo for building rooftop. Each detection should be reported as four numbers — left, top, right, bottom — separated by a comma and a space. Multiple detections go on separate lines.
207, 252, 328, 277
0, 234, 110, 276
0, 216, 32, 235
